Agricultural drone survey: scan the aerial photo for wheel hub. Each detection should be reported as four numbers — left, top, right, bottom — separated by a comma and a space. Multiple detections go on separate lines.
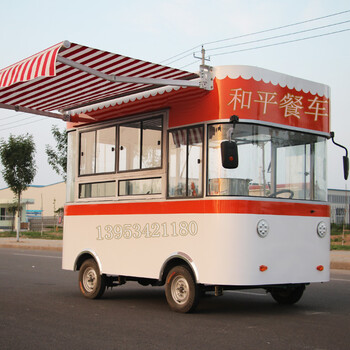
172, 276, 189, 305
83, 267, 97, 292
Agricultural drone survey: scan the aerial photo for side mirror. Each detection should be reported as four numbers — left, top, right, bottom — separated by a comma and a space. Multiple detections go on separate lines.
221, 141, 238, 169
343, 156, 349, 180
331, 132, 349, 181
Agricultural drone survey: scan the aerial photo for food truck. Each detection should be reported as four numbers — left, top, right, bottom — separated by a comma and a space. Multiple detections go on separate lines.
1, 41, 348, 312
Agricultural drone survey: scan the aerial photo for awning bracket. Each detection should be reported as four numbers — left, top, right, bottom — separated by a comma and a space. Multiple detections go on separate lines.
0, 103, 69, 121
56, 55, 213, 91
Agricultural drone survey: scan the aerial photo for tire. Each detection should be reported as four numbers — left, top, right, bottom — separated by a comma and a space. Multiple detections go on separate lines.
270, 284, 305, 305
165, 265, 199, 313
79, 259, 106, 299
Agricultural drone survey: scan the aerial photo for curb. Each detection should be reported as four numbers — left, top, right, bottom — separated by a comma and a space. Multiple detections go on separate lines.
330, 261, 350, 271
0, 242, 62, 252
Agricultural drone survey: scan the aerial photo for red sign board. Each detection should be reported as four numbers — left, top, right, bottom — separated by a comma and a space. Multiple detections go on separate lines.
215, 67, 330, 134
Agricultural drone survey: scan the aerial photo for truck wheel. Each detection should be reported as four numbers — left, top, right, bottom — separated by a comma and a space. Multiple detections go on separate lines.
270, 284, 305, 305
165, 265, 199, 313
79, 259, 106, 299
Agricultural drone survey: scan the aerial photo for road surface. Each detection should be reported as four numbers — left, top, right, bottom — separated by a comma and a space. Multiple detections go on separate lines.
0, 248, 349, 350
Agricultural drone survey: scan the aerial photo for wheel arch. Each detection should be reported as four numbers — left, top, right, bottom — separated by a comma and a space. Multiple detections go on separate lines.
74, 249, 102, 272
159, 252, 199, 284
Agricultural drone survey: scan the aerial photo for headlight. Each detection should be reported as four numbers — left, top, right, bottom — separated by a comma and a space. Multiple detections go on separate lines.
257, 219, 269, 238
317, 221, 327, 238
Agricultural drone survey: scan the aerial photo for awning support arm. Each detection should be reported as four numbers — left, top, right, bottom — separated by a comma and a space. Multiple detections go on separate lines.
0, 102, 68, 121
56, 56, 213, 90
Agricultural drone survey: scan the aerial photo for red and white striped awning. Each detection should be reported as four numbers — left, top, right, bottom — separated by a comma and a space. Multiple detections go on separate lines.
171, 127, 203, 148
0, 41, 199, 120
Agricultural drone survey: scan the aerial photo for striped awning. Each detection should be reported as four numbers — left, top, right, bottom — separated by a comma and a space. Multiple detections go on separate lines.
171, 126, 203, 148
0, 41, 199, 120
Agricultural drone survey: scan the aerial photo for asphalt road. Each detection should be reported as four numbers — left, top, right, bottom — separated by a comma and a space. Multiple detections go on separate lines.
0, 248, 349, 350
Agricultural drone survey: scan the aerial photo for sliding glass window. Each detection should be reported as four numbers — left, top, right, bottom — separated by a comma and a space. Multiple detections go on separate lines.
168, 126, 204, 198
118, 117, 162, 172
79, 126, 116, 176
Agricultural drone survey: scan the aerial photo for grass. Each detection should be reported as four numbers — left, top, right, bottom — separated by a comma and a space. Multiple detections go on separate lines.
330, 224, 350, 251
331, 224, 350, 235
0, 229, 63, 240
331, 244, 350, 251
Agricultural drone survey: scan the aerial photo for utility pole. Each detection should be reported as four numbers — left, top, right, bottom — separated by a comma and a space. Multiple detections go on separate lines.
342, 184, 349, 246
53, 198, 56, 232
41, 193, 43, 236
193, 45, 210, 66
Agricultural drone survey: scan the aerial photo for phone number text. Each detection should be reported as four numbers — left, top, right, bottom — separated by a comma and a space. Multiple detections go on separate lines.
96, 221, 198, 240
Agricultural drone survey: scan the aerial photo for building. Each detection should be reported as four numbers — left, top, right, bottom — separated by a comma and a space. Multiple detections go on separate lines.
0, 182, 65, 230
328, 188, 350, 225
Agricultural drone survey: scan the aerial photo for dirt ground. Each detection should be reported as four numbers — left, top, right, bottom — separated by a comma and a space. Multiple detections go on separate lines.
331, 231, 350, 247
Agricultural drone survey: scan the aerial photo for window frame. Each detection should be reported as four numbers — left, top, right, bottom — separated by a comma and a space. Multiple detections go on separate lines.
79, 181, 116, 199
0, 207, 6, 221
118, 177, 162, 197
74, 111, 167, 202
78, 125, 117, 177
167, 124, 204, 199
117, 115, 163, 173
206, 121, 327, 201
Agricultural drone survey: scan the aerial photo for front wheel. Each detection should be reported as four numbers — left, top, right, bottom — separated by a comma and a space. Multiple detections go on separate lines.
165, 265, 199, 313
79, 259, 106, 299
270, 284, 305, 305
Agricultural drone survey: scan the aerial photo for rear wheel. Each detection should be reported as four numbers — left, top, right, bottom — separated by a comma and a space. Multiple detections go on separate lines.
165, 265, 199, 313
79, 259, 106, 299
270, 284, 305, 305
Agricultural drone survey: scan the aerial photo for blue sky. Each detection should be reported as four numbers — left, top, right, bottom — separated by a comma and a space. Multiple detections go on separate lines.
0, 0, 349, 189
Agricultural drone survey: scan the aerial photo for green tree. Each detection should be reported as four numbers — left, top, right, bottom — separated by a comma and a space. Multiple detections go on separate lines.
0, 134, 36, 241
45, 125, 67, 181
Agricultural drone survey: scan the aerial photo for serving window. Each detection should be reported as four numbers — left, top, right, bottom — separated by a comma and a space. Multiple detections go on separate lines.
79, 126, 116, 176
76, 113, 165, 200
118, 116, 163, 172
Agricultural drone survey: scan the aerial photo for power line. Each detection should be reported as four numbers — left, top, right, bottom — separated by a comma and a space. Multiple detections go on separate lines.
179, 60, 199, 69
161, 9, 350, 66
0, 112, 25, 120
203, 9, 350, 47
159, 44, 202, 64
0, 118, 46, 132
205, 19, 350, 53
165, 52, 198, 66
0, 115, 39, 128
210, 28, 350, 58
169, 25, 350, 70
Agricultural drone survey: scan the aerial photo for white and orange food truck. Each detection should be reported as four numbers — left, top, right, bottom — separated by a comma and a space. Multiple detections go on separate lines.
1, 41, 348, 312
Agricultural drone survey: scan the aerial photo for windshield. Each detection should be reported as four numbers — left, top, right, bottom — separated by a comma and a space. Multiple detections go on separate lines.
207, 123, 327, 201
